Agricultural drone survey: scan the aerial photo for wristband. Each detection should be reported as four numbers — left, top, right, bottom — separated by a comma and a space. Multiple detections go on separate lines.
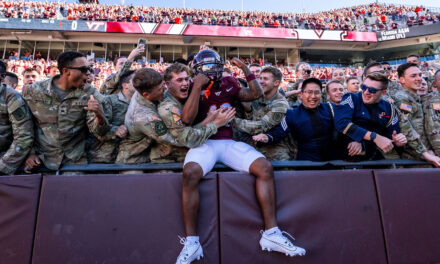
370, 132, 377, 141
245, 74, 256, 82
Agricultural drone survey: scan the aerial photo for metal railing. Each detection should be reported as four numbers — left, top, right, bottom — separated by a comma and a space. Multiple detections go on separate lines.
35, 159, 432, 174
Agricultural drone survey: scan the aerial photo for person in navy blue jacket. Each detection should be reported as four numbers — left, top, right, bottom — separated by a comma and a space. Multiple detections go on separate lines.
253, 78, 346, 161
333, 72, 407, 160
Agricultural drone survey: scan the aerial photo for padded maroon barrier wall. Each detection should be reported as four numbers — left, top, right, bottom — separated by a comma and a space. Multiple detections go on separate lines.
32, 173, 219, 264
374, 169, 440, 264
218, 170, 387, 264
0, 175, 41, 264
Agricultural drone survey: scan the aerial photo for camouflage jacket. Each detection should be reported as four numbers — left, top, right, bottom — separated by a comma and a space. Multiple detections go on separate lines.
234, 91, 291, 160
155, 92, 218, 163
421, 92, 440, 156
23, 76, 110, 170
283, 80, 302, 108
88, 91, 130, 163
99, 60, 133, 95
391, 88, 429, 159
116, 93, 182, 164
0, 84, 34, 174
387, 80, 401, 97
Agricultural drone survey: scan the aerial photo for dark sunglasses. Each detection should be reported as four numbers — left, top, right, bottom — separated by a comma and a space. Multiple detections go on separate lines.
66, 66, 93, 74
303, 69, 312, 74
361, 84, 384, 94
384, 67, 391, 70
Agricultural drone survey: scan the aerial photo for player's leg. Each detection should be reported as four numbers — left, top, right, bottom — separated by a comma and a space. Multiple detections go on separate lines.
249, 157, 277, 230
221, 140, 306, 257
220, 140, 275, 228
177, 141, 217, 264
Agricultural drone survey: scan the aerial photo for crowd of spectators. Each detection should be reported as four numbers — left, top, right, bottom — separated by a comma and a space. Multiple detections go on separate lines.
1, 1, 439, 32
5, 55, 438, 93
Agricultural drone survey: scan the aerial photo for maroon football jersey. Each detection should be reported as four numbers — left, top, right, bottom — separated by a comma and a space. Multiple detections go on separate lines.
196, 76, 241, 140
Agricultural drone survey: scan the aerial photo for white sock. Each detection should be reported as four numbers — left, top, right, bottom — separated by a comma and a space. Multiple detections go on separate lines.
186, 236, 200, 243
264, 226, 280, 235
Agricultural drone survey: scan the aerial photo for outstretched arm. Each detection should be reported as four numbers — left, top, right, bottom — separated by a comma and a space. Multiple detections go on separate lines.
231, 58, 263, 102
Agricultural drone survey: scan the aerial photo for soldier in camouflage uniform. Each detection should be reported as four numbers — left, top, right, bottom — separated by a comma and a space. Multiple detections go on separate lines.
283, 62, 311, 108
421, 90, 440, 157
88, 70, 135, 163
0, 61, 34, 175
432, 69, 440, 94
390, 62, 440, 166
100, 45, 144, 95
23, 51, 110, 172
116, 68, 183, 164
156, 63, 235, 163
234, 67, 291, 160
381, 62, 400, 97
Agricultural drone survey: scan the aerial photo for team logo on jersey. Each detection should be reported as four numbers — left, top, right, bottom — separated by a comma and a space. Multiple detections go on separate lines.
220, 103, 231, 109
215, 91, 221, 96
209, 105, 217, 112
226, 87, 233, 92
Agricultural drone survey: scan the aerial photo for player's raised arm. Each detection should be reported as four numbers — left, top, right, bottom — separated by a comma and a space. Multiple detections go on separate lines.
231, 58, 263, 102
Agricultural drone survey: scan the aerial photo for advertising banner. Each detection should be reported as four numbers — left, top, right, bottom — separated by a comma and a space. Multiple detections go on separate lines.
0, 19, 377, 42
0, 18, 106, 32
107, 22, 378, 42
377, 23, 440, 41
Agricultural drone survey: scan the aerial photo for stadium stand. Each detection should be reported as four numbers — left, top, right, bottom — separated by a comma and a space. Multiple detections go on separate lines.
1, 1, 439, 31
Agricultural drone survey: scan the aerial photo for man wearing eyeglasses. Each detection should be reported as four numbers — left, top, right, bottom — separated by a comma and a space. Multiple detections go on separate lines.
253, 78, 343, 161
391, 63, 440, 167
22, 51, 110, 173
284, 62, 312, 108
334, 72, 407, 160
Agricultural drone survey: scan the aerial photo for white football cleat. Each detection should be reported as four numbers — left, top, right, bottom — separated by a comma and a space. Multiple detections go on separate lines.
259, 229, 306, 257
176, 236, 204, 264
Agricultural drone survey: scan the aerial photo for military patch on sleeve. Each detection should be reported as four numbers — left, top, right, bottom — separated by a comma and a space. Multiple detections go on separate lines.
386, 97, 394, 104
340, 95, 354, 109
173, 114, 183, 125
151, 114, 162, 121
272, 112, 284, 122
399, 103, 412, 112
155, 121, 168, 136
171, 106, 181, 116
391, 114, 398, 126
12, 106, 26, 121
